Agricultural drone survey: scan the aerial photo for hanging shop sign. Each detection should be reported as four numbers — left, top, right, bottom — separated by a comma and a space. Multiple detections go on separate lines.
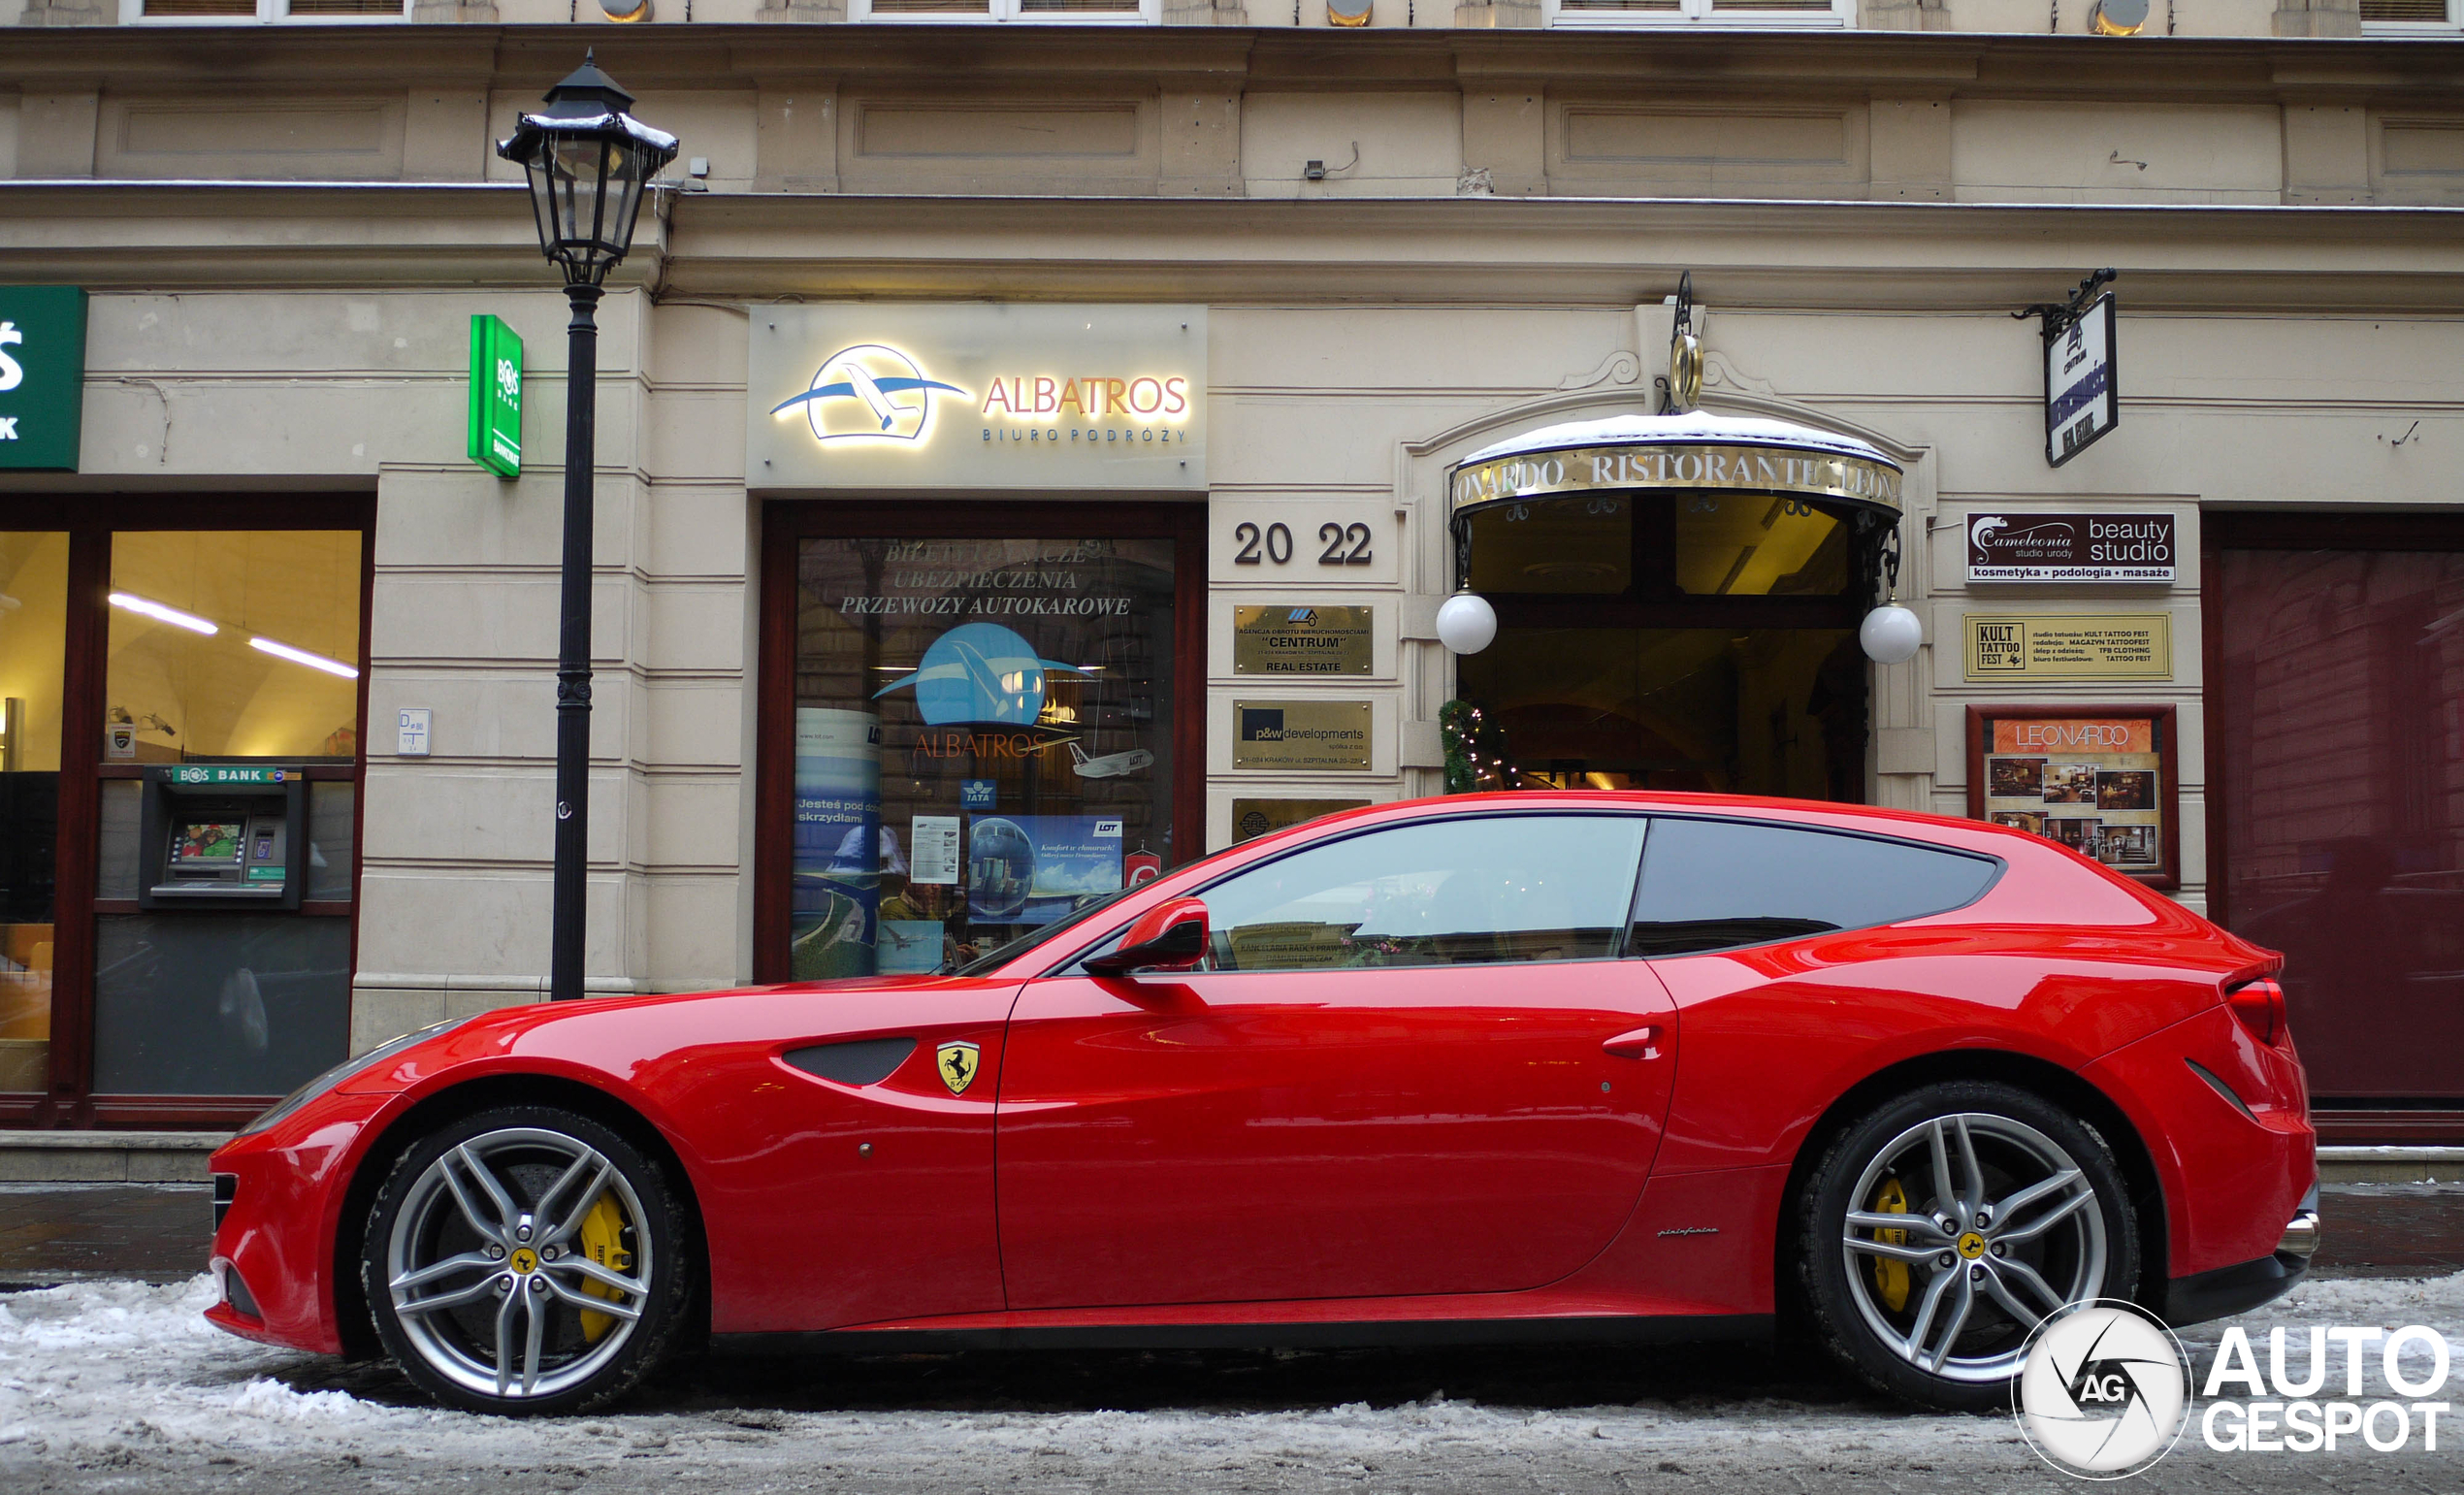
1966, 704, 2178, 887
1232, 797, 1373, 843
1233, 605, 1375, 677
467, 313, 523, 479
0, 285, 88, 472
1232, 699, 1373, 771
1966, 511, 2175, 583
2044, 293, 2119, 468
748, 304, 1207, 490
1963, 613, 2171, 681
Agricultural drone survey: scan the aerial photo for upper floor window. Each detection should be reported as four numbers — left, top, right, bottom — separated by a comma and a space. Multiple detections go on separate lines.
1548, 0, 1849, 25
855, 0, 1155, 20
126, 0, 406, 20
2361, 0, 2461, 26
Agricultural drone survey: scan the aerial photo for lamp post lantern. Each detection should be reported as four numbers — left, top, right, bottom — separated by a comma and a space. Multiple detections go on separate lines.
498, 55, 677, 1001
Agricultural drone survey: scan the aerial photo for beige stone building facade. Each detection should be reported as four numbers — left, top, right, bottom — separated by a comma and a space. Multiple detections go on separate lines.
1, 24, 2459, 1135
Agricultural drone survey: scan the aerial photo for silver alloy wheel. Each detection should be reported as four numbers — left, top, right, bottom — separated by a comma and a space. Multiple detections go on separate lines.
1839, 1112, 2108, 1383
384, 1126, 653, 1401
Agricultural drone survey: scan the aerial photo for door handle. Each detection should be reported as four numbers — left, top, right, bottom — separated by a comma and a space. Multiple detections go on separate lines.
1602, 1025, 1662, 1060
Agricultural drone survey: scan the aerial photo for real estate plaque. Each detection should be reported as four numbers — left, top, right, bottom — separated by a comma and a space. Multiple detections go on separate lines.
1232, 699, 1373, 771
1232, 605, 1374, 677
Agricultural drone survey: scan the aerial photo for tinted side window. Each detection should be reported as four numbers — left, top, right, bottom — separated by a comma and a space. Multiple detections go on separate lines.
1629, 818, 1998, 957
1199, 815, 1647, 972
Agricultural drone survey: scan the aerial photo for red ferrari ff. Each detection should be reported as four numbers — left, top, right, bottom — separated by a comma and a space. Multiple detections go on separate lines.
206, 792, 2318, 1415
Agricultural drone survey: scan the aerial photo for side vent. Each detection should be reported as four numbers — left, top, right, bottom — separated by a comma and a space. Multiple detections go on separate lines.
2186, 1058, 2259, 1122
785, 1037, 918, 1088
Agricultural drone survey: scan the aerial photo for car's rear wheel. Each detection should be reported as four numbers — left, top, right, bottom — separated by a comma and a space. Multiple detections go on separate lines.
1799, 1080, 2139, 1412
362, 1105, 689, 1415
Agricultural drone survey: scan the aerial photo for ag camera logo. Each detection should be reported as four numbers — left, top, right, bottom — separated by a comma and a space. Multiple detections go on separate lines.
2014, 1300, 2190, 1479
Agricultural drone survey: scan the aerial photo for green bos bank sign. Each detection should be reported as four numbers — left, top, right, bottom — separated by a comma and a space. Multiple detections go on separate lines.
0, 287, 87, 472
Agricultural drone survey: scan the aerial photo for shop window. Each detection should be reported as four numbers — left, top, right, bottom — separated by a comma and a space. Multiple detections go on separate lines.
105, 531, 362, 764
1628, 818, 1998, 957
1195, 815, 1647, 972
2216, 542, 2464, 1102
790, 535, 1180, 980
853, 0, 1153, 20
1548, 0, 1849, 26
0, 534, 68, 1094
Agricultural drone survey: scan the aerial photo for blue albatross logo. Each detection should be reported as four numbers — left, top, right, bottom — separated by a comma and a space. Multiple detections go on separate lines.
873, 622, 1090, 726
771, 343, 965, 443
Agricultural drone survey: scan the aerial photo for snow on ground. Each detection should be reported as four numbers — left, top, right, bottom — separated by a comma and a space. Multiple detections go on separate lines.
0, 1273, 2457, 1480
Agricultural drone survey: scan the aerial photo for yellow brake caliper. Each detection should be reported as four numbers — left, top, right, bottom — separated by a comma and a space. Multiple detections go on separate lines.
575, 1194, 634, 1343
1871, 1177, 1911, 1313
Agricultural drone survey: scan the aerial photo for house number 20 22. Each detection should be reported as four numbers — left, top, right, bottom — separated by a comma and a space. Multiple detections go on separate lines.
1233, 521, 1373, 567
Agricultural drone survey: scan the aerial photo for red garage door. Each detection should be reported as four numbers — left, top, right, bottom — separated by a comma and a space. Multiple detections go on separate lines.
2208, 515, 2464, 1131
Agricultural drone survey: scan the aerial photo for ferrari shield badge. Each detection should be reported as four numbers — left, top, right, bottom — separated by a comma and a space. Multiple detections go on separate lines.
936, 1040, 981, 1096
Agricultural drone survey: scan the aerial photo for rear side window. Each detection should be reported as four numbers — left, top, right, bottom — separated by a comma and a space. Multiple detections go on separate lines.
1628, 818, 1999, 957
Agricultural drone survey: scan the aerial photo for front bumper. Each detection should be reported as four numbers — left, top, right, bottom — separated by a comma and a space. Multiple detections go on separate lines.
2164, 1186, 2320, 1327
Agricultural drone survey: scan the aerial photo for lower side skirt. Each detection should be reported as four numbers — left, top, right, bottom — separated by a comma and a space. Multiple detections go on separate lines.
716, 1314, 1774, 1355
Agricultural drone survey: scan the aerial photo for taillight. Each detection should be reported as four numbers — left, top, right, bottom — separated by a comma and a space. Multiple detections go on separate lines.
2228, 978, 2286, 1047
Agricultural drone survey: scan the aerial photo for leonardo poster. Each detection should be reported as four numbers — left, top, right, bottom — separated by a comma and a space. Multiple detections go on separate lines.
1968, 706, 2177, 886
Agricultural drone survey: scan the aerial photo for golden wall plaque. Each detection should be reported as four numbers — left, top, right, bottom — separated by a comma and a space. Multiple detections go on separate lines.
1233, 605, 1374, 677
1231, 797, 1373, 843
1963, 614, 2172, 681
1231, 699, 1374, 771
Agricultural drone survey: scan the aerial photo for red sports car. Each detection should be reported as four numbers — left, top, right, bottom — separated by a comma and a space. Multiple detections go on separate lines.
206, 792, 2318, 1415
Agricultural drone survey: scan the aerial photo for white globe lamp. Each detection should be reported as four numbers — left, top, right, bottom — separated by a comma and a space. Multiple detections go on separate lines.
1860, 602, 1924, 666
1436, 591, 1499, 655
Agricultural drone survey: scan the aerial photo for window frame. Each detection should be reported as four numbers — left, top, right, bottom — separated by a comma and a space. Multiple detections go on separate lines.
850, 0, 1161, 23
754, 499, 1207, 987
2358, 0, 2460, 31
0, 493, 374, 1132
1544, 0, 1852, 29
121, 0, 409, 24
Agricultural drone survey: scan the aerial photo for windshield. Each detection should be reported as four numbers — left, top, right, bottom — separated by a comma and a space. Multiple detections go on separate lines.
951, 884, 1143, 976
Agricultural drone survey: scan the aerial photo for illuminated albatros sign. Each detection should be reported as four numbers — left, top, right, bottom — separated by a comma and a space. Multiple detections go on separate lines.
748, 305, 1207, 491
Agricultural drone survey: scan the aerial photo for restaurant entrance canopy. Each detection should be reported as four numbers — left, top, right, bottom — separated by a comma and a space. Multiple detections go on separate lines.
1448, 410, 1903, 524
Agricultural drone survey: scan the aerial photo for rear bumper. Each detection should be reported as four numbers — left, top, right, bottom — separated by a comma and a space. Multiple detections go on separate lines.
2163, 1185, 2319, 1327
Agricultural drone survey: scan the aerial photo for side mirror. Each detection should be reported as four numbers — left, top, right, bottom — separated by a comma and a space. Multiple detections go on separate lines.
1083, 896, 1210, 978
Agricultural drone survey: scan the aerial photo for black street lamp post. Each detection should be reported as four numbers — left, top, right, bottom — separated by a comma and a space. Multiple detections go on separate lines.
498, 56, 677, 1001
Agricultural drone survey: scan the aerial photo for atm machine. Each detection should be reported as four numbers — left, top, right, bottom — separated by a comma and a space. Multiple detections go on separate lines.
136, 764, 307, 912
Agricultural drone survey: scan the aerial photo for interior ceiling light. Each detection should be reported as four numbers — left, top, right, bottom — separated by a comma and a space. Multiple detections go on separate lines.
250, 637, 361, 679
109, 593, 218, 635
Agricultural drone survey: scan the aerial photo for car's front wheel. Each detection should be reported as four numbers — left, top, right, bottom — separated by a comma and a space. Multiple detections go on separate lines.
1799, 1080, 2139, 1412
362, 1105, 690, 1415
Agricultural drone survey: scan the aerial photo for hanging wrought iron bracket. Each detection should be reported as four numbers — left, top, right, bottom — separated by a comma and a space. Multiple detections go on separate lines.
2014, 268, 2118, 341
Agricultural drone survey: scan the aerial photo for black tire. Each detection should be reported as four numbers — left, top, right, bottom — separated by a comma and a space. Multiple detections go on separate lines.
361, 1105, 692, 1415
1797, 1080, 2139, 1413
